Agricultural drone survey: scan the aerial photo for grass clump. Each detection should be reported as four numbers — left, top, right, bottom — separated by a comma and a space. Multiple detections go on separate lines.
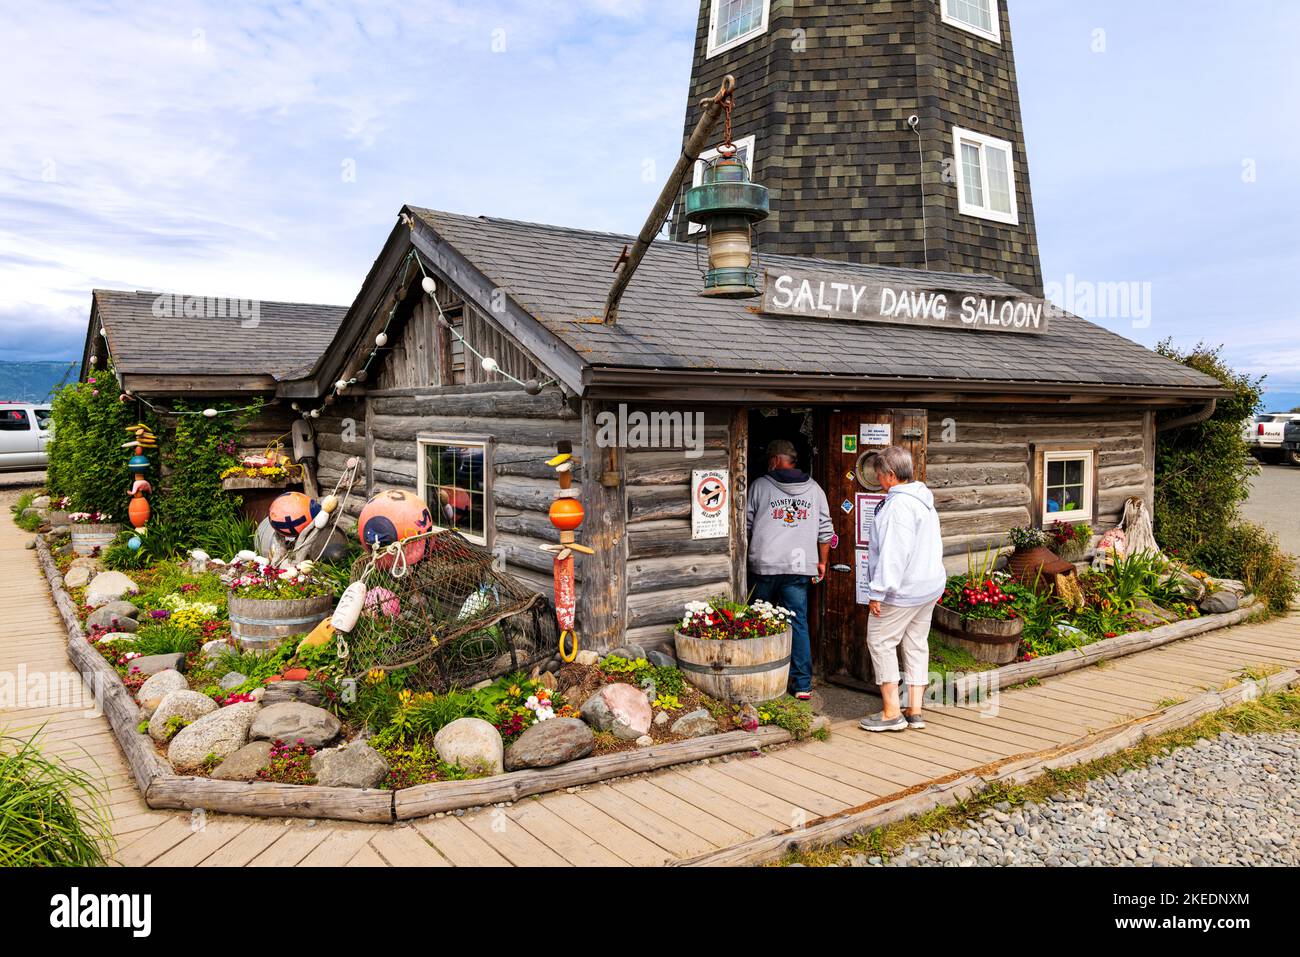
0, 731, 113, 866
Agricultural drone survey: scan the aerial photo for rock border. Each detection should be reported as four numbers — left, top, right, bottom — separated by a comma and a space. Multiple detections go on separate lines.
676, 666, 1300, 866
33, 535, 792, 823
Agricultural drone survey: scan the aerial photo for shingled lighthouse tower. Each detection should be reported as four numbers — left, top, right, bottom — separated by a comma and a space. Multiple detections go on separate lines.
674, 0, 1044, 296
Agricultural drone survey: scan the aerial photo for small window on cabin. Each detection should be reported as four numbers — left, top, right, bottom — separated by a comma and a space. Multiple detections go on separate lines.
0, 409, 31, 431
689, 134, 756, 235
417, 437, 490, 546
952, 126, 1019, 225
1041, 450, 1094, 525
940, 0, 1001, 43
449, 315, 466, 385
706, 0, 770, 58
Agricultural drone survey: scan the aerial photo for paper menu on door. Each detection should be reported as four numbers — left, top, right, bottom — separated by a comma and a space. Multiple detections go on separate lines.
854, 549, 872, 605
855, 492, 885, 547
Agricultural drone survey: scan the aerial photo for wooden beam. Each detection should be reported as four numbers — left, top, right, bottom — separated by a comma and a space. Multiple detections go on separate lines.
578, 399, 627, 650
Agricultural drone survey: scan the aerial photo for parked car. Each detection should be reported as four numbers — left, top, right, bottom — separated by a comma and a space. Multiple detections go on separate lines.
1243, 412, 1300, 464
0, 402, 53, 471
1282, 419, 1300, 467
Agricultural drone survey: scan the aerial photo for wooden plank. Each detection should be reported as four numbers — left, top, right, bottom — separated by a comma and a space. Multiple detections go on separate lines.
297, 829, 377, 867
112, 817, 197, 866
606, 777, 751, 847
247, 828, 331, 867
709, 758, 849, 817
345, 844, 390, 867
765, 746, 900, 796
578, 785, 716, 858
506, 800, 629, 867
148, 819, 253, 867
367, 827, 451, 867
579, 399, 627, 648
196, 823, 289, 867
461, 807, 571, 867
922, 708, 1066, 749
413, 815, 513, 867
538, 792, 671, 866
650, 770, 789, 835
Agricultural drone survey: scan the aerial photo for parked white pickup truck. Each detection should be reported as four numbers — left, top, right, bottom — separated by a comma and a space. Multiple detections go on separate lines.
1244, 412, 1300, 463
0, 401, 53, 471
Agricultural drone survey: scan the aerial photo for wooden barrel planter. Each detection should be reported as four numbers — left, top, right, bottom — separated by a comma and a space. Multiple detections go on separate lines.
932, 604, 1023, 665
229, 593, 333, 652
673, 628, 792, 703
70, 523, 121, 556
49, 510, 70, 527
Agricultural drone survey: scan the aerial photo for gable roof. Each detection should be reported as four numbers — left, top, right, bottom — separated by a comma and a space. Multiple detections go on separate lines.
401, 207, 1222, 398
91, 289, 348, 391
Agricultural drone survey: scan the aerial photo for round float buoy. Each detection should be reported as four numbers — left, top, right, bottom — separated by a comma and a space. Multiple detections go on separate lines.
268, 491, 319, 539
358, 489, 433, 568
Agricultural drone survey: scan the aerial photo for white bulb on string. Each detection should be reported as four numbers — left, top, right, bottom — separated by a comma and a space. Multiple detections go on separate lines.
310, 408, 320, 418
375, 332, 388, 347
291, 402, 300, 411
421, 276, 437, 295
335, 379, 348, 392
202, 408, 218, 418
481, 356, 499, 373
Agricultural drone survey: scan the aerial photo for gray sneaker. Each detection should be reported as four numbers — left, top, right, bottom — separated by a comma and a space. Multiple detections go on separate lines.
904, 713, 926, 730
859, 712, 908, 733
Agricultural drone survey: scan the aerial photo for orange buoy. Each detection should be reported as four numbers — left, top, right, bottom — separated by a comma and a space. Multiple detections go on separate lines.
548, 497, 585, 531
128, 496, 150, 528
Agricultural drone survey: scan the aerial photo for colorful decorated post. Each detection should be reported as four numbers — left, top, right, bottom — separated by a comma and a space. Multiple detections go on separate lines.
122, 422, 156, 546
540, 440, 594, 662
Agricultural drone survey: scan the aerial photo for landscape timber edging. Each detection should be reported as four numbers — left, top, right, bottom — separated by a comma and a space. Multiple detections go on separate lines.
33, 535, 792, 824
945, 598, 1262, 698
676, 666, 1300, 867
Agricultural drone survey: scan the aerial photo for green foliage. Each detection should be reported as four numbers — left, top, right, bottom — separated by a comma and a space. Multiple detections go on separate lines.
129, 626, 200, 657
0, 731, 112, 866
157, 399, 254, 538
371, 741, 487, 789
193, 511, 256, 561
376, 688, 495, 747
211, 644, 294, 683
161, 715, 189, 741
1152, 341, 1297, 613
752, 696, 817, 739
10, 491, 42, 532
47, 365, 149, 515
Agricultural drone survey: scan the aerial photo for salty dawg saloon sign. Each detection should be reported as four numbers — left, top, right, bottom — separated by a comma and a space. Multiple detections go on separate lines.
761, 268, 1050, 335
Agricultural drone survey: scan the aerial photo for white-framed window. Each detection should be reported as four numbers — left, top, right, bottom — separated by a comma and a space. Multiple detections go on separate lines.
940, 0, 1001, 43
417, 434, 493, 546
688, 133, 756, 234
952, 126, 1019, 225
1041, 449, 1095, 524
706, 0, 771, 58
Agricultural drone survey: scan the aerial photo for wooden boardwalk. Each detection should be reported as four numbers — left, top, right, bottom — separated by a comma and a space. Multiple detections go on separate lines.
3, 509, 1298, 867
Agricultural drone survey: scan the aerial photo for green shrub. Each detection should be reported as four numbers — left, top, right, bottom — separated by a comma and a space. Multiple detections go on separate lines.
10, 491, 43, 532
1191, 521, 1299, 614
0, 732, 112, 866
46, 366, 149, 516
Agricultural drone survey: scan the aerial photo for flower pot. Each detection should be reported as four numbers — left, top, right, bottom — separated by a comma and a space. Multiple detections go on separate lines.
932, 603, 1024, 665
1006, 546, 1074, 591
228, 592, 333, 652
70, 523, 122, 556
673, 627, 792, 704
49, 510, 70, 527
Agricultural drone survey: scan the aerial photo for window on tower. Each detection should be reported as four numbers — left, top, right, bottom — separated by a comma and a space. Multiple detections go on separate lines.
940, 0, 1001, 43
706, 0, 770, 58
952, 126, 1019, 225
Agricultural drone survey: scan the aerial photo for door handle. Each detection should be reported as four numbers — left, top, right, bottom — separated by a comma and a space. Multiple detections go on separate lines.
831, 564, 852, 574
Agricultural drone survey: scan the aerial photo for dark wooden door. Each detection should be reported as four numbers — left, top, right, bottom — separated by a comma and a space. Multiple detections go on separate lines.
819, 408, 927, 689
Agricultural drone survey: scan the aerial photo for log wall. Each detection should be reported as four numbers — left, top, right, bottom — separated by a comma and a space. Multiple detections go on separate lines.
926, 407, 1150, 563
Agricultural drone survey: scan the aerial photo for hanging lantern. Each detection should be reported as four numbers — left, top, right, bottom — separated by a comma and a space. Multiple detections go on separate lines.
684, 152, 769, 298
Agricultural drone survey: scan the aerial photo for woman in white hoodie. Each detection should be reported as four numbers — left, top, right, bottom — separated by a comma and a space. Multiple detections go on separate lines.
858, 446, 947, 733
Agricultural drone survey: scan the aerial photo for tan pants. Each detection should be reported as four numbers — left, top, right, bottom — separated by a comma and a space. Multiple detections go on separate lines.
867, 600, 936, 687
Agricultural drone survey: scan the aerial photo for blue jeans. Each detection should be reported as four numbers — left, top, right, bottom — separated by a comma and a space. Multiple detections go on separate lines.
751, 574, 812, 694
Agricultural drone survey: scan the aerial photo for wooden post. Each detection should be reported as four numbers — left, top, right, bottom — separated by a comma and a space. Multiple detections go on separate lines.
1142, 410, 1156, 513
364, 397, 376, 497
578, 400, 627, 650
728, 406, 749, 599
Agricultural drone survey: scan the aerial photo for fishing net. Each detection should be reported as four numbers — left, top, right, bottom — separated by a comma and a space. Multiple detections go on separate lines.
342, 530, 554, 693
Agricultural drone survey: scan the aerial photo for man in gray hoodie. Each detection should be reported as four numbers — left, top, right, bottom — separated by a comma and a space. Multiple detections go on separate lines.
858, 445, 947, 733
746, 439, 834, 699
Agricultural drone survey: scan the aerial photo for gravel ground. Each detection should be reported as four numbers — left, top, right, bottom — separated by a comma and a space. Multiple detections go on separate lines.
843, 731, 1300, 867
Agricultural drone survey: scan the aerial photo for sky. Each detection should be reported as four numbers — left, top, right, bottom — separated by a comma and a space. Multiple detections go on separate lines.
1, 0, 1297, 405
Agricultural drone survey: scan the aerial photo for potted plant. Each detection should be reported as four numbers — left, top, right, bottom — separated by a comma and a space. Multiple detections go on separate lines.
933, 550, 1024, 665
67, 510, 122, 556
49, 496, 72, 527
673, 596, 794, 704
1046, 520, 1093, 563
225, 556, 333, 651
1005, 523, 1071, 587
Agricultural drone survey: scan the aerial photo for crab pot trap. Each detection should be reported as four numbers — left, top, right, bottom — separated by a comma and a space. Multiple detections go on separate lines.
342, 530, 556, 693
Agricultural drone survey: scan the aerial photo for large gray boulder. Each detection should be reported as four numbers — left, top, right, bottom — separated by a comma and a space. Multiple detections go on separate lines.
125, 653, 186, 677
433, 717, 504, 775
504, 717, 594, 771
136, 669, 188, 712
211, 741, 274, 781
580, 682, 653, 741
167, 702, 260, 769
671, 708, 719, 738
249, 701, 341, 747
311, 742, 389, 788
1200, 591, 1240, 615
85, 571, 139, 607
64, 565, 94, 589
88, 600, 139, 630
148, 690, 218, 742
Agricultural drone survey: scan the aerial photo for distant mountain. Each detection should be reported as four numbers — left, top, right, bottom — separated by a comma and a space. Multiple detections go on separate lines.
0, 360, 80, 402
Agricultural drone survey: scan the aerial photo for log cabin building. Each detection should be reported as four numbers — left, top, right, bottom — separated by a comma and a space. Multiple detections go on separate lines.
82, 1, 1230, 686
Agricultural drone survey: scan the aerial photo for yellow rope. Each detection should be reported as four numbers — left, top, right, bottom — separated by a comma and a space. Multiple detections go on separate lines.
558, 630, 579, 663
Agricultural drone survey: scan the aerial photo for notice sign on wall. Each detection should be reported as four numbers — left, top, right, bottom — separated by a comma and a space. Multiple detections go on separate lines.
761, 268, 1051, 335
855, 492, 886, 547
860, 423, 892, 447
691, 468, 729, 540
855, 549, 872, 605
